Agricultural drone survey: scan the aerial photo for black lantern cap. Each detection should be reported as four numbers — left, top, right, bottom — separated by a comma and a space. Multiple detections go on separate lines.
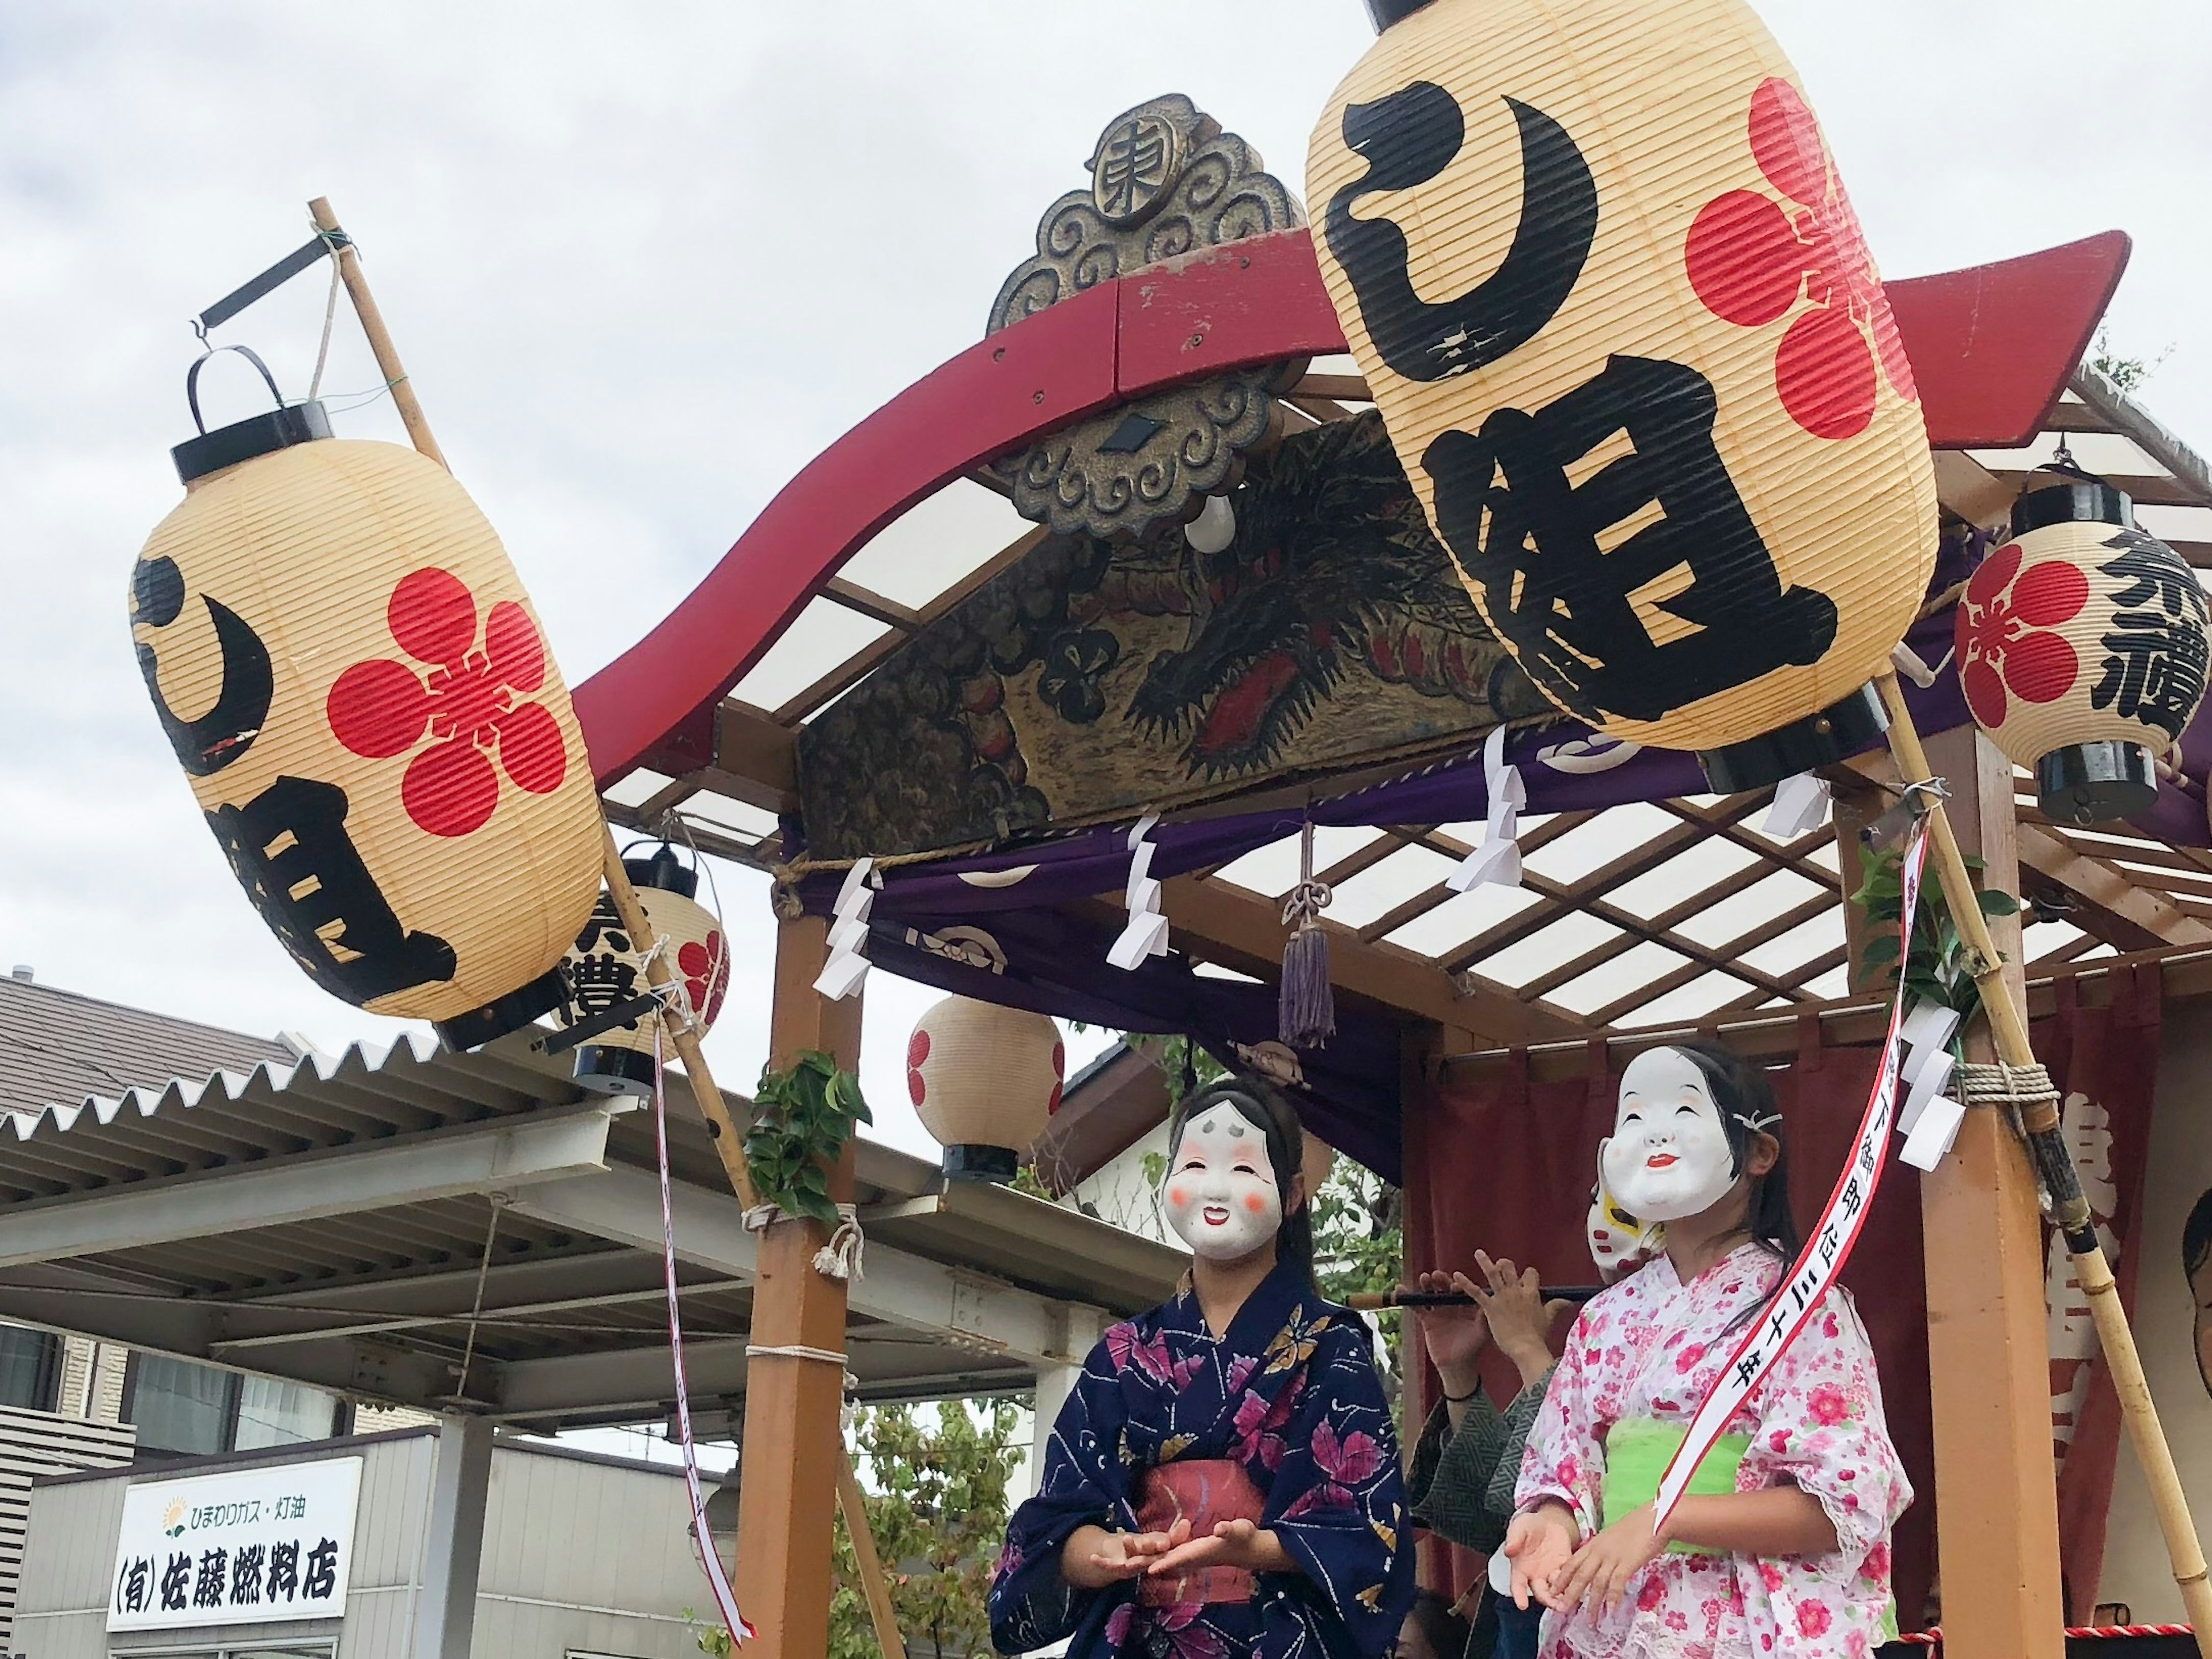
1363, 0, 1439, 29
574, 1044, 660, 1099
173, 400, 331, 485
2037, 741, 2156, 826
624, 843, 700, 899
941, 1144, 1020, 1183
2012, 480, 2134, 537
1696, 684, 1889, 794
434, 967, 570, 1052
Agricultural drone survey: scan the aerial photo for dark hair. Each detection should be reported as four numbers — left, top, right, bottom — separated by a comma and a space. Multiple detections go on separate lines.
1400, 1589, 1469, 1659
1666, 1038, 1800, 1263
2184, 1187, 2212, 1282
1168, 1075, 1316, 1289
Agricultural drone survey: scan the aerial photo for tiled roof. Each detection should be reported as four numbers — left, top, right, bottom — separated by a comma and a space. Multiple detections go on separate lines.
0, 972, 294, 1119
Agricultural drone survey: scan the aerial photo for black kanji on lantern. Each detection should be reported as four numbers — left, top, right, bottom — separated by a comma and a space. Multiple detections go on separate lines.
207, 775, 457, 1003
571, 895, 632, 957
1325, 85, 1597, 383
2090, 529, 2210, 740
132, 556, 274, 778
1424, 355, 1838, 724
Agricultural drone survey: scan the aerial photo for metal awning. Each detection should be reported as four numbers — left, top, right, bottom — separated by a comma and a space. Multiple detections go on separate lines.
0, 1033, 1183, 1433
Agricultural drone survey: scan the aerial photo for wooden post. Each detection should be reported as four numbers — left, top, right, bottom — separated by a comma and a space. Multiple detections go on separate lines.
306, 197, 449, 469
1878, 679, 2212, 1654
734, 912, 862, 1659
1908, 719, 2066, 1659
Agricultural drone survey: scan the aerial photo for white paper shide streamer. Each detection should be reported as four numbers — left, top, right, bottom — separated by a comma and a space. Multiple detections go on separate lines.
1449, 725, 1525, 892
1653, 825, 1930, 1529
1763, 771, 1832, 841
652, 1031, 755, 1645
814, 858, 876, 1001
1109, 813, 1169, 971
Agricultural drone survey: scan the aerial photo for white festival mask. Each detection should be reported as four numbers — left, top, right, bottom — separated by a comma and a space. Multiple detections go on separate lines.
1164, 1101, 1285, 1263
1598, 1047, 1740, 1224
1586, 1182, 1660, 1282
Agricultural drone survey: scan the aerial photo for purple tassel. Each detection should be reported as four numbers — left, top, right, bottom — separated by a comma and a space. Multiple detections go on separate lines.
1279, 918, 1335, 1050
1279, 819, 1335, 1049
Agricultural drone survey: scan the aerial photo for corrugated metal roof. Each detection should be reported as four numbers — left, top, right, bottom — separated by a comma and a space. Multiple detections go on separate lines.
0, 974, 293, 1120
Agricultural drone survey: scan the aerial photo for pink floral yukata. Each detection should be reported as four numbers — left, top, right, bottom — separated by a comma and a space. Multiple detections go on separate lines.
1514, 1243, 1910, 1659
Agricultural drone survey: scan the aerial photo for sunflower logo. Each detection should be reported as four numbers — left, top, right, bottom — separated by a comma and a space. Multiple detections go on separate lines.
162, 1499, 187, 1538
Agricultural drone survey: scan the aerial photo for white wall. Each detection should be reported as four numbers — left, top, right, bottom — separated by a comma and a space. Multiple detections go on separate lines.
2097, 1011, 2212, 1620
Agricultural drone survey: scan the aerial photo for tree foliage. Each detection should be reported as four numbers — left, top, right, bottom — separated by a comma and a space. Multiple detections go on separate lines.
828, 1400, 1026, 1659
1849, 839, 2017, 1020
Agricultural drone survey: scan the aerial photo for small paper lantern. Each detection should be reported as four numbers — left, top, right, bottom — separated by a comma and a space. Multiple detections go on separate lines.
1308, 0, 1937, 790
906, 995, 1066, 1181
131, 355, 604, 1045
1956, 480, 2209, 824
559, 844, 730, 1097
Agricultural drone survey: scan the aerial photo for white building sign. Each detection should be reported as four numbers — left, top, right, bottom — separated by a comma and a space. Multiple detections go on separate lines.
108, 1453, 361, 1630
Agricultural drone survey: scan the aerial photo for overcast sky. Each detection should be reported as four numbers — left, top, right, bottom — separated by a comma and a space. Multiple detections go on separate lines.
3, 1, 2206, 1158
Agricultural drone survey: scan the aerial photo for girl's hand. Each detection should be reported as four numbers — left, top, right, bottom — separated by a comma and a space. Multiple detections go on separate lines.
1063, 1524, 1175, 1588
1547, 1502, 1667, 1620
1503, 1502, 1579, 1610
1145, 1517, 1296, 1578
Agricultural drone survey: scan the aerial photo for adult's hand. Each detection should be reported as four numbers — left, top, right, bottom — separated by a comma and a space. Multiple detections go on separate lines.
1144, 1517, 1297, 1580
1465, 1251, 1573, 1391
1412, 1268, 1490, 1403
1062, 1523, 1175, 1589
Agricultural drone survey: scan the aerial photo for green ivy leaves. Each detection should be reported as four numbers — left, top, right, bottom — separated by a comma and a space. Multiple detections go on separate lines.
745, 1049, 873, 1227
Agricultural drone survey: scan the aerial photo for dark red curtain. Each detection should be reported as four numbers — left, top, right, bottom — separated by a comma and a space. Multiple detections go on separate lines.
1403, 975, 2160, 1631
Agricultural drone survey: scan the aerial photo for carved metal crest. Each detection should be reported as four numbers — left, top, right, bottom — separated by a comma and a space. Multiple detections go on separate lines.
986, 95, 1306, 543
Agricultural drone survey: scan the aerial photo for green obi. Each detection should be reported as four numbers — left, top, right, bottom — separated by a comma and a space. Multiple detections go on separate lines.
1601, 1418, 1748, 1556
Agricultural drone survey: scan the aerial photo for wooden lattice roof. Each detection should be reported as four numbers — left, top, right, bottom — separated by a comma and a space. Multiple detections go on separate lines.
598, 349, 2212, 1045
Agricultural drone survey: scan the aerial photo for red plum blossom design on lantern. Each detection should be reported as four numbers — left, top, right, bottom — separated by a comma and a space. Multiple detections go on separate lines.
1685, 77, 1917, 440
680, 930, 729, 1026
1956, 541, 2089, 728
327, 567, 569, 838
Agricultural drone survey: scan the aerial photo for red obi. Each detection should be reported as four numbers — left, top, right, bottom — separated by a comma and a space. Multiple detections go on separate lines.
1133, 1459, 1268, 1607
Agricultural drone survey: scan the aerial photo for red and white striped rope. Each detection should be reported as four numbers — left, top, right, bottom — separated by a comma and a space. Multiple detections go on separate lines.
655, 1028, 757, 1646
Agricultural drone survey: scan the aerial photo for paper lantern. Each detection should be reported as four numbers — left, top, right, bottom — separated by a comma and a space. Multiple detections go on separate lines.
131, 354, 604, 1046
906, 995, 1066, 1181
1308, 0, 1937, 789
1956, 480, 2209, 824
559, 844, 730, 1097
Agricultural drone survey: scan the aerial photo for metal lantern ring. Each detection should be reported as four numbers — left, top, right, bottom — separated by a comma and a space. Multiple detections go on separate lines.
131, 347, 605, 1046
1308, 0, 1938, 791
559, 842, 731, 1098
1956, 479, 2209, 824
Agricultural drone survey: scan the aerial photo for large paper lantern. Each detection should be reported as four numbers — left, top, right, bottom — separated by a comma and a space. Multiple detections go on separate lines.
131, 357, 604, 1046
1957, 480, 2209, 824
558, 843, 730, 1097
1308, 0, 1938, 789
906, 996, 1066, 1181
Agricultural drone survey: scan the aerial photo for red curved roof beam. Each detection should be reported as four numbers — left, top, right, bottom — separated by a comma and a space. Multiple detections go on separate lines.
574, 226, 2128, 784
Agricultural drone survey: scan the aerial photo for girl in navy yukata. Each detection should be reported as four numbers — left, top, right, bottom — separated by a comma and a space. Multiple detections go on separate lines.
990, 1076, 1415, 1659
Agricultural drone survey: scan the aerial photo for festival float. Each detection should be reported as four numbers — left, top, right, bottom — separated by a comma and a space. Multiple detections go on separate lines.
129, 3, 2212, 1657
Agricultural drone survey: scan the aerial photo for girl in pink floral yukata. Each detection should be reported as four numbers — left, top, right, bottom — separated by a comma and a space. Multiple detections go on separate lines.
1503, 1040, 1910, 1659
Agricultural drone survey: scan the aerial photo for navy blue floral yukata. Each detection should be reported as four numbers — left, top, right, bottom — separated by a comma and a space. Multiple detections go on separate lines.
990, 1260, 1414, 1659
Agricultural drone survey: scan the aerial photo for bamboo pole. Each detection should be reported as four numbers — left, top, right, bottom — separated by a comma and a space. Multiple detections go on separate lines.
306, 197, 449, 469
1876, 673, 2212, 1652
838, 1455, 909, 1659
